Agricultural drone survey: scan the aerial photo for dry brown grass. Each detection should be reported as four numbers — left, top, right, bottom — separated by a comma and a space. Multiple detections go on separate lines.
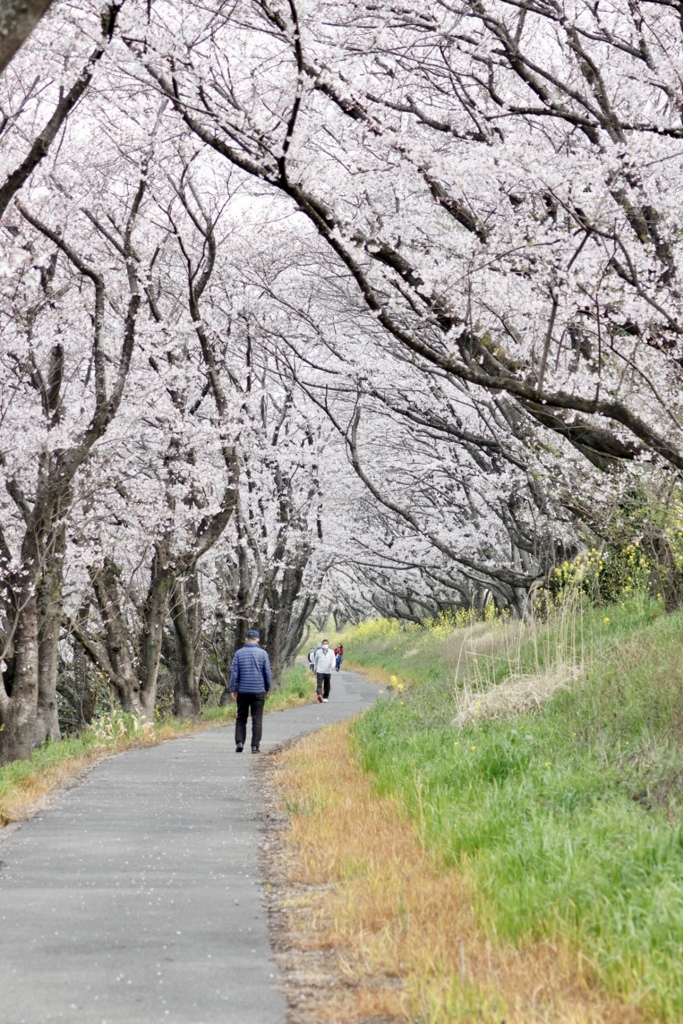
453, 664, 580, 727
0, 752, 101, 827
445, 620, 525, 666
266, 722, 645, 1024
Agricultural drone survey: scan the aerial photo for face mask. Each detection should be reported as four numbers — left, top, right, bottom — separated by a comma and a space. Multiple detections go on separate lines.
322, 644, 328, 649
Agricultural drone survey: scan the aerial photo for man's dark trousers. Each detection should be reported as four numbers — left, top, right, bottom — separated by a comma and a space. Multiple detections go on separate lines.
236, 692, 266, 749
316, 673, 331, 699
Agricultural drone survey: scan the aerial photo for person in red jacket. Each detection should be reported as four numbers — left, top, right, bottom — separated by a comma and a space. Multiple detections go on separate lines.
334, 644, 344, 672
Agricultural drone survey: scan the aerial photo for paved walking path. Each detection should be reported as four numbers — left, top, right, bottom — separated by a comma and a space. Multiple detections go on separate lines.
0, 669, 378, 1024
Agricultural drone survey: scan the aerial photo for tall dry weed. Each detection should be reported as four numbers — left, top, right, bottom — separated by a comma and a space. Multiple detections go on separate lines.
453, 587, 587, 725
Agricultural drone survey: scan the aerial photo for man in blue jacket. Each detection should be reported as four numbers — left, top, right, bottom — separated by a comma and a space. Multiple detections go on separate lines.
229, 629, 272, 753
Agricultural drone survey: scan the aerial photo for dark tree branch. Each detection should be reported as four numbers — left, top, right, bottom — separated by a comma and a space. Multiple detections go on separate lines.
0, 3, 122, 219
0, 0, 55, 76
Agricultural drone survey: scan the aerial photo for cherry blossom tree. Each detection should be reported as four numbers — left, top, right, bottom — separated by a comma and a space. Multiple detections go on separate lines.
0, 168, 146, 759
131, 0, 683, 470
3, 0, 683, 760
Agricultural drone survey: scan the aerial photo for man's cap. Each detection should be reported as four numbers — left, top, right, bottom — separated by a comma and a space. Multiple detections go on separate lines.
246, 629, 260, 639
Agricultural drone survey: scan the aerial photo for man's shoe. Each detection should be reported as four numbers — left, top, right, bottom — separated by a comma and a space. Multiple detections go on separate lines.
236, 742, 244, 753
323, 698, 328, 703
251, 746, 260, 753
317, 693, 323, 702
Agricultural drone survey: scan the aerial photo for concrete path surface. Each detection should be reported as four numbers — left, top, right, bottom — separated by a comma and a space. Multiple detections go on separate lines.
0, 669, 378, 1024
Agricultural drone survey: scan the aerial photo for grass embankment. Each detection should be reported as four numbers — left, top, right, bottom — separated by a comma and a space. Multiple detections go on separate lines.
341, 613, 473, 688
0, 664, 312, 829
275, 601, 683, 1021
345, 600, 683, 1021
272, 722, 634, 1024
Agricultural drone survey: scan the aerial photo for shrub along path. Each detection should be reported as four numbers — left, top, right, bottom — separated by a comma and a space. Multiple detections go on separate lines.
0, 669, 378, 1024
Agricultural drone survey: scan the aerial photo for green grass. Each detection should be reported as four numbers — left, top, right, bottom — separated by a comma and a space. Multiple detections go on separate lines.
267, 663, 315, 710
0, 731, 100, 798
351, 597, 683, 1019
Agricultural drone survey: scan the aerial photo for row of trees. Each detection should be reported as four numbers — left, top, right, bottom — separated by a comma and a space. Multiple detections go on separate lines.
0, 64, 330, 757
1, 0, 682, 761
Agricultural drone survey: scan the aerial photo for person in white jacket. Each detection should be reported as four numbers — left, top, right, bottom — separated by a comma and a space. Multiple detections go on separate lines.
313, 639, 336, 702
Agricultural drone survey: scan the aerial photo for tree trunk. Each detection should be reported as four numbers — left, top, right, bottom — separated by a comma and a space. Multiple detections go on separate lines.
139, 543, 173, 718
262, 561, 313, 685
34, 605, 62, 744
91, 559, 144, 715
171, 576, 202, 719
0, 585, 39, 763
0, 0, 55, 76
60, 618, 100, 729
33, 527, 66, 746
